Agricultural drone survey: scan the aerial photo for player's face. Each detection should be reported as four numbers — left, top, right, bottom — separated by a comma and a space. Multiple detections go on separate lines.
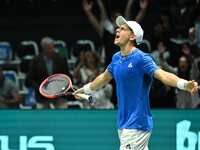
114, 24, 134, 46
43, 43, 55, 58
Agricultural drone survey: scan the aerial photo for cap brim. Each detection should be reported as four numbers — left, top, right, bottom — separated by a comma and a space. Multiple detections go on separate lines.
116, 16, 127, 27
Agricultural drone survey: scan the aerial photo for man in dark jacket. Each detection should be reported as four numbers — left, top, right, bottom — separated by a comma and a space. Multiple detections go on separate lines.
27, 36, 71, 109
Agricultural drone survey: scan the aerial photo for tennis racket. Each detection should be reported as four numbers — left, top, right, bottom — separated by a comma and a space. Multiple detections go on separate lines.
39, 74, 92, 101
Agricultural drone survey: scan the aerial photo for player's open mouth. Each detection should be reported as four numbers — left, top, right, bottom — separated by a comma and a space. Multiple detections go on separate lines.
115, 34, 120, 40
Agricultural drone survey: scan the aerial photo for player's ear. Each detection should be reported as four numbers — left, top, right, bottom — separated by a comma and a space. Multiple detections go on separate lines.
130, 34, 136, 41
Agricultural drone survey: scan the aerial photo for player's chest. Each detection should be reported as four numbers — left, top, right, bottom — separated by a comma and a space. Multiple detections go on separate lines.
113, 57, 141, 79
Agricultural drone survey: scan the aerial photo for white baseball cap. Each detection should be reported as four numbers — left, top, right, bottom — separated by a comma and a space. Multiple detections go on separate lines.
116, 16, 144, 45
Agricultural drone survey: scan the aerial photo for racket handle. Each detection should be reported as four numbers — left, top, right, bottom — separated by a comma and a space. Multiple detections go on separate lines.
76, 93, 92, 101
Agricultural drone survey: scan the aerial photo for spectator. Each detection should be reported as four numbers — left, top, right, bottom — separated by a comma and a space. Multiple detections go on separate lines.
150, 80, 176, 108
73, 50, 114, 109
73, 51, 103, 87
82, 0, 119, 107
150, 41, 176, 108
91, 84, 114, 109
125, 0, 148, 23
82, 0, 147, 107
125, 0, 152, 53
167, 0, 197, 67
26, 36, 71, 109
189, 12, 200, 58
152, 13, 170, 50
159, 44, 200, 109
151, 41, 169, 65
82, 0, 120, 67
0, 68, 20, 109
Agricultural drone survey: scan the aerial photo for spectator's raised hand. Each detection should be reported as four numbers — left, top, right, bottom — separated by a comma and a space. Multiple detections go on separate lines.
182, 44, 191, 56
82, 0, 93, 12
140, 0, 148, 10
189, 27, 195, 42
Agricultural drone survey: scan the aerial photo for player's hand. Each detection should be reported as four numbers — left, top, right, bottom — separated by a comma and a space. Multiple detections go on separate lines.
184, 80, 198, 95
73, 88, 85, 100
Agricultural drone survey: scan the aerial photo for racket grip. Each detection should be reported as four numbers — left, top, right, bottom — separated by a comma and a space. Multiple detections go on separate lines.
76, 93, 92, 101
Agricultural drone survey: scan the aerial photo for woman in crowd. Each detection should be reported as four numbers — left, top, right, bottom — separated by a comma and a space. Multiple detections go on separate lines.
159, 44, 200, 108
73, 50, 114, 109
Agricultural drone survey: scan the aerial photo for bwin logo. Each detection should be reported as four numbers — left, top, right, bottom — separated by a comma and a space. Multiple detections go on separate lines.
176, 120, 199, 150
0, 135, 55, 150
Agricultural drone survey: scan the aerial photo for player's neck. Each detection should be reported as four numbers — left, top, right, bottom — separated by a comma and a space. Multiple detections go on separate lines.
120, 44, 136, 56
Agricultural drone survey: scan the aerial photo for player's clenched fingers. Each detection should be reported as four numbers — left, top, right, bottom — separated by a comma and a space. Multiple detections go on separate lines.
194, 82, 198, 88
73, 88, 84, 95
188, 80, 194, 85
191, 87, 198, 95
74, 95, 82, 100
73, 88, 86, 100
73, 90, 82, 99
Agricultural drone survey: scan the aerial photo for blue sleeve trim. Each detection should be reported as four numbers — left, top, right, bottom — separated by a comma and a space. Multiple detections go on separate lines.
151, 67, 160, 80
107, 65, 114, 78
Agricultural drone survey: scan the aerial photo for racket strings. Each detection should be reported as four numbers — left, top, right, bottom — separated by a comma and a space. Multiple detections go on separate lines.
41, 76, 70, 95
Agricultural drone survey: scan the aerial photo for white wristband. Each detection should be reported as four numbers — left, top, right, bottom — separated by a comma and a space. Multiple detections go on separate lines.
177, 79, 187, 90
83, 83, 94, 94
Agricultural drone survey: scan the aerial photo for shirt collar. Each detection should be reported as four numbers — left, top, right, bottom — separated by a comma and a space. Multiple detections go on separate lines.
120, 48, 138, 62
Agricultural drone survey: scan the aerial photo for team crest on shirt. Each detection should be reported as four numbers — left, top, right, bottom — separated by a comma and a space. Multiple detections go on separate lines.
128, 62, 133, 68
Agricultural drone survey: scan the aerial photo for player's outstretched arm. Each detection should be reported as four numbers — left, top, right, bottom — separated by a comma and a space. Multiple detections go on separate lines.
153, 69, 198, 95
73, 69, 112, 96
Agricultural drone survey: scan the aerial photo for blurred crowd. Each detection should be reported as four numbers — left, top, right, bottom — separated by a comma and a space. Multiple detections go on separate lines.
0, 0, 200, 109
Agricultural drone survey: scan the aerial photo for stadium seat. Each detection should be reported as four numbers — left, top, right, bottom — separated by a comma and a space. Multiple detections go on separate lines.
3, 70, 19, 89
0, 41, 21, 71
15, 40, 39, 99
16, 40, 39, 73
54, 40, 68, 59
16, 40, 39, 59
25, 87, 36, 106
73, 39, 95, 57
67, 101, 83, 109
0, 41, 12, 61
69, 39, 96, 74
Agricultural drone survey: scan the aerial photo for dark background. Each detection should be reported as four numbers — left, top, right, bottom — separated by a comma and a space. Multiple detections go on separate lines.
0, 0, 177, 55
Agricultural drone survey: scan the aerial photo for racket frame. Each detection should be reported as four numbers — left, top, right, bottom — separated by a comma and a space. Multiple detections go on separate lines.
39, 74, 92, 101
39, 74, 73, 98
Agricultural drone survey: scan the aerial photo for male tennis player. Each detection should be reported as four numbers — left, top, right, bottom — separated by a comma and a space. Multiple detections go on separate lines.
74, 16, 198, 150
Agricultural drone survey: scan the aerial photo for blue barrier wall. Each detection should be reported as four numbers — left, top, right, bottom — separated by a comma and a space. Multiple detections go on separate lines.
0, 110, 199, 150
